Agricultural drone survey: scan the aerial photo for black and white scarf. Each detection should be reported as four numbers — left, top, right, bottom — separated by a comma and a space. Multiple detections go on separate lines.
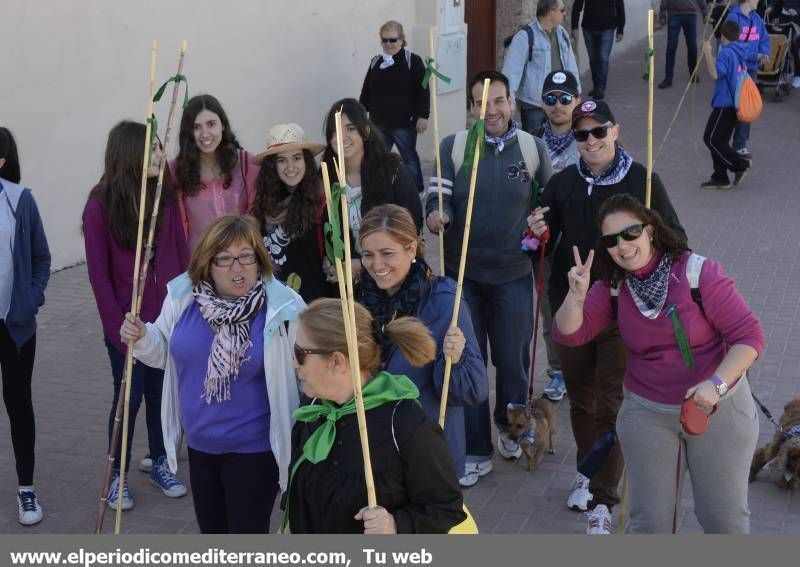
485, 120, 519, 152
625, 253, 672, 319
541, 121, 575, 159
192, 279, 266, 403
578, 146, 633, 196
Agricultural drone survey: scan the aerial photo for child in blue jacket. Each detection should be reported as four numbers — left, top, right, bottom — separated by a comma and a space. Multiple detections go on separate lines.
701, 21, 753, 189
0, 127, 51, 526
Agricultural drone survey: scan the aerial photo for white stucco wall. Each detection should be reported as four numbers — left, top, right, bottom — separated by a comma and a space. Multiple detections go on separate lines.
2, 0, 467, 269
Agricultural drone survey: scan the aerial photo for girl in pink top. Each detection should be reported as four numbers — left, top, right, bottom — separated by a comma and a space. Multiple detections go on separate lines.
554, 194, 764, 533
172, 95, 259, 252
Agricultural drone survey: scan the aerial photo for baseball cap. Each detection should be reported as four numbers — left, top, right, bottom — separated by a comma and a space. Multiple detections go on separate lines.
571, 99, 616, 126
542, 71, 579, 97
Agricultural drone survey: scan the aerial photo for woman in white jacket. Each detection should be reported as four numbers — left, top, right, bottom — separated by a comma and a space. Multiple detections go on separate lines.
120, 214, 305, 533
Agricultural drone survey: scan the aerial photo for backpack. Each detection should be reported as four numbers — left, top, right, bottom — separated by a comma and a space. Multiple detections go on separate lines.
734, 66, 763, 122
369, 49, 413, 71
503, 25, 536, 62
450, 128, 541, 179
610, 253, 706, 315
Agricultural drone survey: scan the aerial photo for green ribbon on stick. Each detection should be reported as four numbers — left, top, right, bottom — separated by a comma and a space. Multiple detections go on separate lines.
462, 118, 485, 181
153, 74, 190, 107
666, 304, 695, 369
422, 57, 452, 89
642, 48, 655, 81
323, 182, 346, 263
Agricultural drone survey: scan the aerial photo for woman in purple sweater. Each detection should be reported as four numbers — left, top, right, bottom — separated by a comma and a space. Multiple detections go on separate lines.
83, 121, 189, 511
553, 194, 763, 533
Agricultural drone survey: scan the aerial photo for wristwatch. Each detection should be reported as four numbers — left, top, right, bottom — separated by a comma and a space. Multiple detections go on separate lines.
709, 375, 729, 396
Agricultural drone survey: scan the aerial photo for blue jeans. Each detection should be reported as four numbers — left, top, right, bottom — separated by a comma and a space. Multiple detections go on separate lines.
105, 338, 166, 471
583, 29, 615, 92
519, 105, 547, 135
448, 273, 534, 459
379, 126, 423, 193
664, 14, 698, 81
733, 70, 756, 151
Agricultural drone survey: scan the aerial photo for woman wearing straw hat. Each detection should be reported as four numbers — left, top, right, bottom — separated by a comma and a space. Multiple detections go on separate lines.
251, 124, 335, 303
284, 298, 465, 533
120, 215, 305, 533
357, 205, 488, 483
0, 127, 51, 526
172, 94, 260, 252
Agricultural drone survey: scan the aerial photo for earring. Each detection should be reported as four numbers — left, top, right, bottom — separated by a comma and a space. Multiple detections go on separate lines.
411, 258, 417, 263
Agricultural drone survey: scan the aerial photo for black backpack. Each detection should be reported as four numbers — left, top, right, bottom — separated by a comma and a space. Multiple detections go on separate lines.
503, 25, 536, 62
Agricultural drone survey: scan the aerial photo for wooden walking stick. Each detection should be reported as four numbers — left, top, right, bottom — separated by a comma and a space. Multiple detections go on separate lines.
429, 28, 446, 276
437, 78, 490, 428
95, 39, 157, 534
646, 9, 655, 208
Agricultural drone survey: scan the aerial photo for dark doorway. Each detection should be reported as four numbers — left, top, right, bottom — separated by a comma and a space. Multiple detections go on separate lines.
465, 0, 497, 82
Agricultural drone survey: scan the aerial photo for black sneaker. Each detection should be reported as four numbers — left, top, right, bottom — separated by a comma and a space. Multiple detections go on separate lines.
701, 178, 732, 190
594, 90, 605, 100
658, 78, 673, 89
588, 89, 597, 97
733, 169, 749, 186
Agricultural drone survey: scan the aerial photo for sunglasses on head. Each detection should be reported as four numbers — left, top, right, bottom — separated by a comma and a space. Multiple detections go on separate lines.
381, 37, 400, 43
573, 124, 612, 142
293, 343, 333, 365
599, 224, 648, 248
543, 93, 574, 106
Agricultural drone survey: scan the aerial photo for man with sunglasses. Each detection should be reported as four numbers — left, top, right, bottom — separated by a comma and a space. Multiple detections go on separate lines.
527, 99, 685, 534
502, 0, 580, 135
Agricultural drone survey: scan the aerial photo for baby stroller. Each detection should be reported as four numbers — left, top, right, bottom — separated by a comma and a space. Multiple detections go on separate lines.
759, 6, 799, 100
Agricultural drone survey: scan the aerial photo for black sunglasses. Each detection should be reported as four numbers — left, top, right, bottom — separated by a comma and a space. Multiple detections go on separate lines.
293, 343, 333, 365
599, 224, 648, 248
381, 37, 400, 44
573, 124, 612, 142
543, 93, 574, 106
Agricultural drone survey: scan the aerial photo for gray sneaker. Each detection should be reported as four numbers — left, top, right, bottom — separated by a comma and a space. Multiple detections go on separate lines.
497, 431, 523, 459
543, 370, 567, 401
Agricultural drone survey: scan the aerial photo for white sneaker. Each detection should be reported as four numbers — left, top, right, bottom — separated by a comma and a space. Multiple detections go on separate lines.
139, 455, 153, 473
566, 473, 593, 511
17, 489, 43, 526
496, 431, 523, 459
586, 504, 613, 534
458, 460, 493, 487
792, 75, 800, 88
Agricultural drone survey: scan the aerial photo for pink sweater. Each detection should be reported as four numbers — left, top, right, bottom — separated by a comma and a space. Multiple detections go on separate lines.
553, 252, 764, 404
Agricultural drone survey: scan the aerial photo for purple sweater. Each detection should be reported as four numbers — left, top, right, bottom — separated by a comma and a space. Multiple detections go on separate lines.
83, 194, 189, 354
170, 302, 271, 454
553, 252, 764, 404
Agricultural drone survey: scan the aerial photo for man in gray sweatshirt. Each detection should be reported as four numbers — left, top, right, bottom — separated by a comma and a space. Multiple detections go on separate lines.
425, 70, 553, 487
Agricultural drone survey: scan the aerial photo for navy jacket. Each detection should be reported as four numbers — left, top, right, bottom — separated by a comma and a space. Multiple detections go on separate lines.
0, 178, 51, 347
382, 277, 488, 476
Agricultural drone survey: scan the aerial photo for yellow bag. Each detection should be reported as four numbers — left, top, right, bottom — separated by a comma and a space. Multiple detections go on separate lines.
448, 504, 479, 534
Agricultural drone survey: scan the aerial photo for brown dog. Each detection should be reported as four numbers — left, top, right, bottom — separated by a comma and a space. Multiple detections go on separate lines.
506, 399, 557, 472
750, 396, 800, 489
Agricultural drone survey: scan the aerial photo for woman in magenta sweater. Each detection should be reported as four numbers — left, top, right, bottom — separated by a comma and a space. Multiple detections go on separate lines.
83, 121, 189, 511
553, 194, 763, 533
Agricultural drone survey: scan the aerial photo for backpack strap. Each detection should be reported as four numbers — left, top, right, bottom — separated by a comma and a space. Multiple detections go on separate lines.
391, 400, 403, 454
405, 49, 413, 70
685, 252, 706, 312
450, 130, 470, 175
369, 55, 382, 71
524, 25, 535, 62
516, 130, 540, 181
610, 282, 621, 318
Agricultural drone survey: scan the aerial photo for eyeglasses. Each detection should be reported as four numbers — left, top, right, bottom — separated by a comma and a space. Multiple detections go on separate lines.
599, 224, 648, 248
211, 252, 258, 268
293, 343, 333, 365
573, 124, 612, 142
543, 93, 574, 106
381, 37, 400, 44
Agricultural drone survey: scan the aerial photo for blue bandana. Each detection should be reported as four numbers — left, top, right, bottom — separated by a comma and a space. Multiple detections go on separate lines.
577, 146, 634, 196
541, 121, 575, 159
485, 120, 519, 152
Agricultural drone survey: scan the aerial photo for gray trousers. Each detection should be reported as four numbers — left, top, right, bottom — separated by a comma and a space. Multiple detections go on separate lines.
616, 377, 759, 533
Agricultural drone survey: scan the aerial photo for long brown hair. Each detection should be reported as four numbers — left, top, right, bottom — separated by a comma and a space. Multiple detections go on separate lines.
176, 94, 241, 197
84, 121, 173, 249
251, 150, 321, 238
300, 298, 435, 376
594, 194, 688, 286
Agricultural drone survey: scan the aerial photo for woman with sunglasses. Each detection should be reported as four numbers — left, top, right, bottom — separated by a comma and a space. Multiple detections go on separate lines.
321, 98, 423, 283
357, 205, 488, 484
171, 94, 260, 252
83, 121, 189, 511
285, 298, 466, 533
527, 99, 685, 534
120, 215, 305, 533
553, 194, 763, 533
359, 20, 430, 194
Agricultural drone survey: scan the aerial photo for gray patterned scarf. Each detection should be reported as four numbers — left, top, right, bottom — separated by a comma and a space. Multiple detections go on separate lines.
625, 253, 671, 319
192, 279, 266, 403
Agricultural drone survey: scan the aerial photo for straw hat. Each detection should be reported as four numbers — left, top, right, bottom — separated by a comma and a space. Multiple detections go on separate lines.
253, 123, 326, 164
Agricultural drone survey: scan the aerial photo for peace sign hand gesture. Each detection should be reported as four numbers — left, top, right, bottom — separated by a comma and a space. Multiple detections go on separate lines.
567, 246, 594, 300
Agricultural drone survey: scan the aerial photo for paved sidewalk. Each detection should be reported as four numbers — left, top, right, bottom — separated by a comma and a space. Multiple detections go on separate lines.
1, 28, 799, 534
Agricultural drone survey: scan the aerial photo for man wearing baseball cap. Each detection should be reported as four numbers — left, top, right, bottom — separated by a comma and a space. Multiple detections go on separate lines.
537, 70, 582, 174
527, 99, 686, 534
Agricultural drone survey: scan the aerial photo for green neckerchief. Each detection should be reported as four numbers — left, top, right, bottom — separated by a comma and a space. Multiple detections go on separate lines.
280, 371, 420, 532
462, 119, 485, 181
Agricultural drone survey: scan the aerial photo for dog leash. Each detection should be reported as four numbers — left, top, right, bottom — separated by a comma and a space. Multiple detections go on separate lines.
750, 392, 799, 436
525, 239, 548, 416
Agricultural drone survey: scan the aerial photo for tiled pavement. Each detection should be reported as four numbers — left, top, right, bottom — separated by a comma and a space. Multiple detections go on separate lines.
1, 29, 799, 534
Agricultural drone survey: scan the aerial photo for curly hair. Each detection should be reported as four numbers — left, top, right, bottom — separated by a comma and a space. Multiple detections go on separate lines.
175, 94, 242, 197
251, 149, 322, 238
594, 194, 689, 286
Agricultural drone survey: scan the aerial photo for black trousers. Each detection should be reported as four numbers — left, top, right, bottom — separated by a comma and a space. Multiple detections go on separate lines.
0, 321, 37, 486
187, 447, 279, 533
703, 106, 749, 181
